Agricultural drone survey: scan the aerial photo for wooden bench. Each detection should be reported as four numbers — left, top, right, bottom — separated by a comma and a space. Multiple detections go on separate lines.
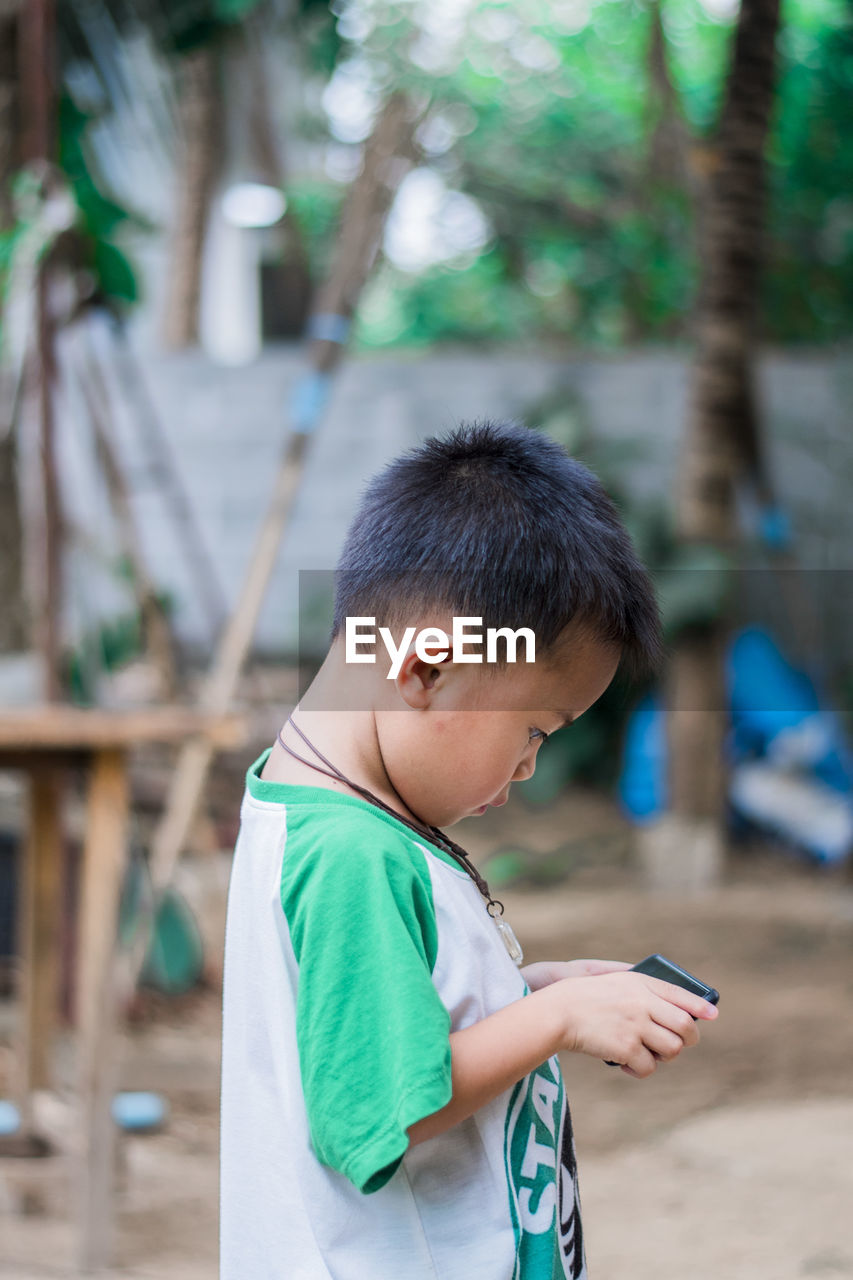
0, 705, 244, 1271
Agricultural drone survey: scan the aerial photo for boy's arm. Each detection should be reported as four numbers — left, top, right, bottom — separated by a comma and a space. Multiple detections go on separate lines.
407, 971, 718, 1147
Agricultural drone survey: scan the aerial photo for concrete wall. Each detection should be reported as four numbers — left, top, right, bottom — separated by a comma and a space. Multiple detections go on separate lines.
65, 338, 853, 668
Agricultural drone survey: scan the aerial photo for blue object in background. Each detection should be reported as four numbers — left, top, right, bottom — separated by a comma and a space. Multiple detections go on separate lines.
619, 626, 853, 864
618, 692, 668, 823
726, 626, 819, 754
111, 1091, 168, 1133
289, 370, 332, 434
0, 1099, 21, 1135
726, 627, 853, 795
758, 505, 793, 551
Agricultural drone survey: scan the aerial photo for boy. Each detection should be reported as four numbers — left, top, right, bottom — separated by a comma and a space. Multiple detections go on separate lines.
220, 420, 718, 1279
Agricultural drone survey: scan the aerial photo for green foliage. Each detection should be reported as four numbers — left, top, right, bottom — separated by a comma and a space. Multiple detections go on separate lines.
58, 94, 142, 303
118, 0, 269, 55
763, 1, 853, 340
312, 0, 853, 349
50, 0, 851, 344
93, 239, 138, 303
65, 609, 143, 705
64, 574, 176, 706
301, 0, 346, 76
120, 853, 205, 995
357, 249, 543, 348
140, 0, 329, 56
284, 180, 347, 280
0, 215, 26, 319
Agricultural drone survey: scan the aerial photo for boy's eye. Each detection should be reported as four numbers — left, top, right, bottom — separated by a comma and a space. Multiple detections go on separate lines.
528, 728, 549, 745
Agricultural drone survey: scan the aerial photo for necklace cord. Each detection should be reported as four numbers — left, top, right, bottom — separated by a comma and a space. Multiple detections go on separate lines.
276, 717, 503, 914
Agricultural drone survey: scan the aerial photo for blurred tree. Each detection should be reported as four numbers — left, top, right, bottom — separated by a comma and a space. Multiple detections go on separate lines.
243, 12, 313, 337
0, 0, 27, 655
667, 0, 782, 884
763, 3, 853, 340
47, 0, 332, 344
145, 0, 340, 346
162, 43, 221, 347
7, 1, 848, 352
302, 0, 851, 352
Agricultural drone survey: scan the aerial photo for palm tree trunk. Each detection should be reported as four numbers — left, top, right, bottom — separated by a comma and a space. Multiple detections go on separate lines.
658, 0, 781, 888
679, 0, 781, 540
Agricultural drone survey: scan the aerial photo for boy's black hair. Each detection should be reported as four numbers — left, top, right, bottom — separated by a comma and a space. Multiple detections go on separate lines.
331, 420, 663, 680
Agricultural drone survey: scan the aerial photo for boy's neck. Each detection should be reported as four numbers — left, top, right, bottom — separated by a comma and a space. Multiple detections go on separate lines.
267, 642, 424, 826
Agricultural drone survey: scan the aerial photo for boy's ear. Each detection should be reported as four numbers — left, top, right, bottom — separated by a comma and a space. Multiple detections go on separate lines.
395, 648, 450, 710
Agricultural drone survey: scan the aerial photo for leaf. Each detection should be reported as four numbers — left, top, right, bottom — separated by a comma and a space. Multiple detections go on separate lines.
94, 240, 139, 303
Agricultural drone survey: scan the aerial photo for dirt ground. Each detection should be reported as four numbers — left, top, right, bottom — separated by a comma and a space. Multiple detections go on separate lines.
2, 787, 853, 1279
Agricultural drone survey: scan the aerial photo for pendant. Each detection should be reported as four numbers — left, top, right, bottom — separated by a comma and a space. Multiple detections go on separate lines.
494, 916, 524, 966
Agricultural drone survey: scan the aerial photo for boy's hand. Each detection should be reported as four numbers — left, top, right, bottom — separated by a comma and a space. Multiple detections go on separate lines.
522, 959, 631, 990
547, 970, 719, 1079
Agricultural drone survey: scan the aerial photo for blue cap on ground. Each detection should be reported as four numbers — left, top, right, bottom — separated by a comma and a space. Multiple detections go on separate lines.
0, 1099, 21, 1135
111, 1091, 169, 1133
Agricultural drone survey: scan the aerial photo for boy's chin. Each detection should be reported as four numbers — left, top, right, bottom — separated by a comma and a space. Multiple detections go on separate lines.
445, 804, 488, 825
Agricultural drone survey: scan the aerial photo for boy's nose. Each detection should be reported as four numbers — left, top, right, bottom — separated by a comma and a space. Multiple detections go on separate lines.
512, 754, 537, 783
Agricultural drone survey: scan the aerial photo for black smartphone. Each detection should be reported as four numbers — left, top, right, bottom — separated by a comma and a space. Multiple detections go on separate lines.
630, 953, 720, 1006
604, 953, 718, 1066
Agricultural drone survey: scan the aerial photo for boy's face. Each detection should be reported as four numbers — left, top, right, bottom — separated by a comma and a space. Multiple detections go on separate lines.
378, 626, 621, 828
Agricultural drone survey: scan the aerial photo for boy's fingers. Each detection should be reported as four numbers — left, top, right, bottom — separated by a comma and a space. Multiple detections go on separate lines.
651, 1004, 700, 1049
643, 1023, 686, 1061
639, 975, 719, 1020
577, 959, 632, 976
622, 1045, 657, 1079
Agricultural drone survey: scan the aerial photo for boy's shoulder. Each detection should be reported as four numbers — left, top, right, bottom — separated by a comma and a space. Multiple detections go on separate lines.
241, 753, 462, 972
242, 749, 462, 884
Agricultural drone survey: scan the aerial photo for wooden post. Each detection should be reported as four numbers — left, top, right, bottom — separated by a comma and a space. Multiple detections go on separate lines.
75, 747, 128, 1272
16, 764, 64, 1121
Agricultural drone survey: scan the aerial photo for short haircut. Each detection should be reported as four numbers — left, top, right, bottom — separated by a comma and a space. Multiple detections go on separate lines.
331, 419, 662, 680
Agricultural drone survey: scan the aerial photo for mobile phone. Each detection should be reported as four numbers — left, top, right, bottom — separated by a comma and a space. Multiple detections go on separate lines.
630, 953, 719, 1006
604, 953, 719, 1067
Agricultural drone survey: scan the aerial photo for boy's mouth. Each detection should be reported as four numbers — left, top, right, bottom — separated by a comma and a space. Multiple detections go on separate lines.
475, 794, 509, 815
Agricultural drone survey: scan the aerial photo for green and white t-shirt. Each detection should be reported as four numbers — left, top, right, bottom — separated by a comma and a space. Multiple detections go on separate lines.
220, 750, 586, 1280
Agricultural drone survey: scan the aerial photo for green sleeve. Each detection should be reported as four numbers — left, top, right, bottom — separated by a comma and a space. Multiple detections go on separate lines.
280, 808, 453, 1194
